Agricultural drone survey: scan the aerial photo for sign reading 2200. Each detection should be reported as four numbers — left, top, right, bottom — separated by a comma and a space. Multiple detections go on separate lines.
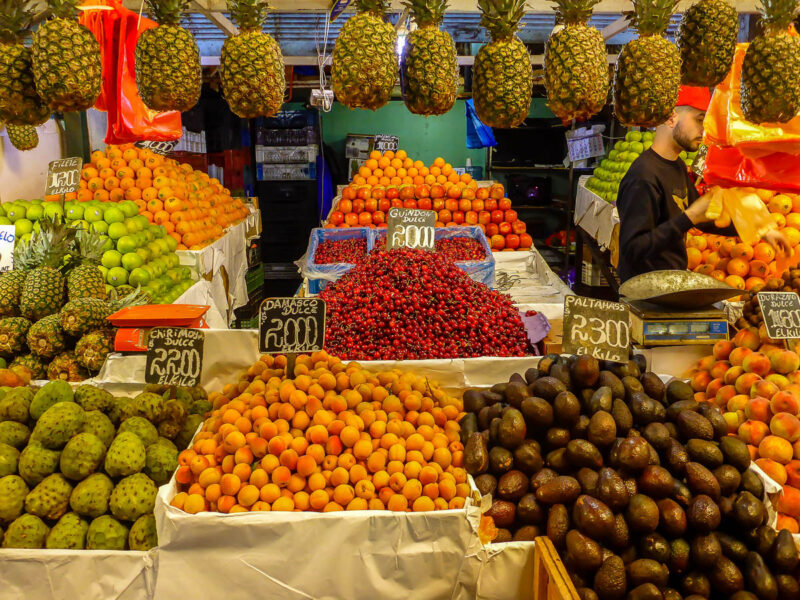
259, 298, 326, 354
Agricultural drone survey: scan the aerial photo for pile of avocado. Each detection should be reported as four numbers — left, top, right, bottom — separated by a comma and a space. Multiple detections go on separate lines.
462, 354, 800, 600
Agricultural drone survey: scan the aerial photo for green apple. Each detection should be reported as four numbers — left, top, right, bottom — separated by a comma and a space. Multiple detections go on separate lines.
103, 206, 125, 224
101, 250, 122, 269
121, 252, 143, 271
107, 266, 128, 286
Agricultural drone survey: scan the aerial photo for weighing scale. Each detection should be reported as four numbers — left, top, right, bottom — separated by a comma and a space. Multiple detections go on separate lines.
619, 270, 740, 347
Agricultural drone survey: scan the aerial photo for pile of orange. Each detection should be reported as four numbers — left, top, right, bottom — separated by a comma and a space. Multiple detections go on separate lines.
352, 150, 478, 191
70, 144, 249, 250
687, 189, 800, 296
170, 351, 470, 514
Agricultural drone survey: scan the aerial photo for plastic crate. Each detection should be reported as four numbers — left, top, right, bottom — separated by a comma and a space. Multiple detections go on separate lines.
256, 145, 319, 164
371, 226, 496, 287
257, 162, 316, 181
301, 227, 370, 294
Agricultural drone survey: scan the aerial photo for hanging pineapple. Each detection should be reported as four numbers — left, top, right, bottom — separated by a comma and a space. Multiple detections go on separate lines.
677, 0, 738, 86
740, 0, 800, 124
613, 0, 681, 127
473, 0, 533, 129
544, 0, 609, 125
331, 0, 398, 111
136, 0, 202, 112
31, 0, 102, 113
6, 124, 38, 151
401, 0, 459, 116
0, 0, 50, 126
221, 0, 285, 119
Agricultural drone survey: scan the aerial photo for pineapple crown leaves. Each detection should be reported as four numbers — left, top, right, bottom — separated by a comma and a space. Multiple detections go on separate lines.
109, 286, 149, 310
403, 0, 450, 27
625, 0, 679, 36
228, 0, 271, 32
45, 0, 85, 20
478, 0, 528, 40
551, 0, 602, 26
72, 229, 107, 266
14, 218, 77, 272
0, 0, 36, 44
144, 0, 191, 26
354, 0, 392, 16
757, 0, 800, 33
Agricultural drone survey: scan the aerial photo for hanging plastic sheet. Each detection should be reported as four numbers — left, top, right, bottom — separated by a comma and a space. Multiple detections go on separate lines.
465, 99, 497, 149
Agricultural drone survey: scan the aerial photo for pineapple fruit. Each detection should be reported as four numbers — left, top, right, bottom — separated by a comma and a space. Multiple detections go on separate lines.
0, 0, 50, 126
6, 124, 38, 151
27, 314, 66, 359
401, 0, 459, 116
473, 0, 533, 129
0, 271, 29, 318
331, 0, 398, 111
740, 0, 800, 123
221, 0, 285, 119
136, 0, 202, 112
10, 353, 46, 380
75, 329, 115, 373
31, 0, 102, 113
68, 230, 108, 301
60, 298, 113, 337
0, 318, 32, 356
544, 0, 609, 125
47, 350, 87, 382
677, 0, 738, 86
18, 219, 74, 322
613, 0, 681, 127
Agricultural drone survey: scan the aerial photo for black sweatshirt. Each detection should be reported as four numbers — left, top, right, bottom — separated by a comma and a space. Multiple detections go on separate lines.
617, 149, 735, 282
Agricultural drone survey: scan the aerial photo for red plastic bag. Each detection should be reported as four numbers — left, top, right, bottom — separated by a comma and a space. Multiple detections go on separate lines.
80, 0, 181, 144
704, 145, 800, 194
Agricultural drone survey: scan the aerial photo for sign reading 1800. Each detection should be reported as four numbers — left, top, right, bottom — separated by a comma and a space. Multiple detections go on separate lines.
387, 208, 436, 251
259, 298, 326, 354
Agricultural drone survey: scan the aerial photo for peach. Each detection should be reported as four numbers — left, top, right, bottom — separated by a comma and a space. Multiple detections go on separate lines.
766, 374, 790, 390
713, 340, 735, 360
710, 361, 731, 380
772, 350, 800, 375
739, 419, 771, 446
724, 366, 745, 385
733, 327, 762, 351
786, 460, 800, 488
758, 323, 779, 345
777, 485, 800, 519
745, 397, 773, 423
771, 413, 800, 442
760, 344, 785, 359
748, 444, 759, 460
787, 371, 800, 385
743, 352, 772, 376
691, 371, 713, 393
756, 458, 788, 485
697, 356, 715, 372
729, 347, 754, 367
751, 380, 780, 400
723, 411, 742, 433
706, 378, 724, 400
727, 394, 750, 412
776, 514, 800, 534
771, 390, 800, 416
716, 385, 738, 406
759, 435, 795, 464
735, 373, 763, 395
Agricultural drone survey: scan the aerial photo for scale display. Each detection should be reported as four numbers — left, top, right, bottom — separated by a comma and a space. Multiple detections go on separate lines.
641, 319, 728, 342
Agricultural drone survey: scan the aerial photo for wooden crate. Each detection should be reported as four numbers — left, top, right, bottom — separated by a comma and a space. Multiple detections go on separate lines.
533, 537, 580, 600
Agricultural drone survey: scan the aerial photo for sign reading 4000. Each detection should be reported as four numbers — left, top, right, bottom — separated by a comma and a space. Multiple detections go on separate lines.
259, 297, 326, 354
562, 295, 631, 363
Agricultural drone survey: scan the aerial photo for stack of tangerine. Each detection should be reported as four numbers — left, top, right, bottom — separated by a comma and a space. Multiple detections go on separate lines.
69, 144, 249, 250
171, 351, 471, 514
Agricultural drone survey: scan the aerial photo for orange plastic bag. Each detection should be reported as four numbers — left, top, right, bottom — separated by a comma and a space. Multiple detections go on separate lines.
704, 145, 800, 193
705, 37, 800, 157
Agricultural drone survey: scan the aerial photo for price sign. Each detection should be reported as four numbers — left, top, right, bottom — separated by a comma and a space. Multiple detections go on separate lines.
135, 140, 178, 156
45, 157, 82, 197
0, 225, 15, 273
759, 292, 800, 339
259, 297, 326, 354
563, 295, 631, 363
145, 328, 204, 387
386, 207, 436, 251
566, 132, 604, 162
329, 0, 351, 21
372, 135, 399, 153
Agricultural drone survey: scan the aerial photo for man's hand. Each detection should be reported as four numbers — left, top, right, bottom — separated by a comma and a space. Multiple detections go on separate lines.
764, 229, 792, 257
685, 195, 713, 225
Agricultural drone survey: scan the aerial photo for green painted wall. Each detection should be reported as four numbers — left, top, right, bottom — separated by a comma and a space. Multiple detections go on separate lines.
320, 100, 487, 169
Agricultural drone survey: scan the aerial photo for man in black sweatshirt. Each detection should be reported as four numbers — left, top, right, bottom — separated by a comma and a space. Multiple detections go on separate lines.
617, 86, 790, 282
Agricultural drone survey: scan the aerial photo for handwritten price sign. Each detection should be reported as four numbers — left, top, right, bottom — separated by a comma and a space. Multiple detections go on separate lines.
145, 328, 204, 387
563, 296, 631, 363
135, 140, 178, 156
759, 291, 800, 340
259, 298, 326, 354
386, 208, 436, 251
45, 157, 82, 197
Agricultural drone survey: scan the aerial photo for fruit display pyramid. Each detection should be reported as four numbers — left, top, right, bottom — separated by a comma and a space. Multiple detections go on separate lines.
328, 149, 532, 251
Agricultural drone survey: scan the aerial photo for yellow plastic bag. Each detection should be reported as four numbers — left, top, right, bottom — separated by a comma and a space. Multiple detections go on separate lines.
710, 186, 775, 245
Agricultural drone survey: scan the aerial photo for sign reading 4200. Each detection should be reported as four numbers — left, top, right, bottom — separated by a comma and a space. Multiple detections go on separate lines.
259, 298, 326, 354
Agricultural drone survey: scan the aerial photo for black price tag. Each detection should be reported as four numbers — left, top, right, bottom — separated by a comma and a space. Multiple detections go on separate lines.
259, 298, 326, 354
45, 157, 82, 197
562, 296, 631, 363
145, 328, 204, 387
386, 207, 436, 250
759, 291, 800, 339
135, 140, 178, 156
372, 135, 399, 153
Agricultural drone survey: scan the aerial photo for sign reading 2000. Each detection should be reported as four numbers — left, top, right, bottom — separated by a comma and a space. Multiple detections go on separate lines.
259, 298, 326, 354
